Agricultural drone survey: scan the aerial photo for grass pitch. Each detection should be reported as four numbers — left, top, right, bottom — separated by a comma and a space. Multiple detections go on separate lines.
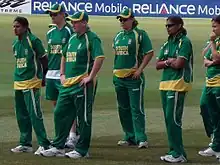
0, 15, 218, 164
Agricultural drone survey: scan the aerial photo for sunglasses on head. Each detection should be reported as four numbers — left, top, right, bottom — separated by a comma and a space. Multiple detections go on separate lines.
50, 13, 58, 17
165, 23, 176, 28
119, 18, 129, 22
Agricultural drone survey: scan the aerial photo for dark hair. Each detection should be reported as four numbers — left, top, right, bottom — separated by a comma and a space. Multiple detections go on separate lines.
13, 16, 31, 33
167, 15, 187, 35
132, 19, 138, 28
212, 15, 220, 24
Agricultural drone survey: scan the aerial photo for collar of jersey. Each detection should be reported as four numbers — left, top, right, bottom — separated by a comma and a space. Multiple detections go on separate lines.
123, 27, 136, 35
168, 31, 186, 42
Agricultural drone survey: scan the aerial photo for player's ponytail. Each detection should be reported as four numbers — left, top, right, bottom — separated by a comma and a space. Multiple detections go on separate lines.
13, 16, 31, 33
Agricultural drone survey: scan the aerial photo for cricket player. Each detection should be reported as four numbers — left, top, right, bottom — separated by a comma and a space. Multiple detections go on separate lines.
45, 4, 78, 148
11, 16, 51, 155
156, 16, 193, 163
198, 15, 220, 160
40, 11, 105, 159
200, 40, 214, 146
112, 8, 154, 149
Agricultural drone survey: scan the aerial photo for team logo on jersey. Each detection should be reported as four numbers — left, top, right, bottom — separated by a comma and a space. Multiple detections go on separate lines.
62, 38, 66, 44
25, 49, 28, 55
128, 39, 132, 44
48, 39, 51, 44
164, 49, 168, 55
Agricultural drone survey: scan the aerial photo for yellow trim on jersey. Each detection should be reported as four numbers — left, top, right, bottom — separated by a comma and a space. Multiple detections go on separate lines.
14, 77, 42, 90
63, 73, 88, 87
159, 78, 192, 91
206, 75, 220, 87
113, 68, 136, 78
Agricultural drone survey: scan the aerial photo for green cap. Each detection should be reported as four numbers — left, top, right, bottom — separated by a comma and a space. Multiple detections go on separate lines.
46, 4, 68, 16
117, 8, 134, 19
66, 11, 89, 22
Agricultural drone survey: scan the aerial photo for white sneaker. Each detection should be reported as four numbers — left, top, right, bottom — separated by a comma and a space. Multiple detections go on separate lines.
117, 140, 135, 146
11, 145, 33, 153
65, 137, 78, 149
34, 146, 50, 156
163, 155, 187, 163
65, 150, 89, 159
138, 141, 148, 149
160, 155, 169, 161
198, 147, 220, 157
40, 147, 65, 157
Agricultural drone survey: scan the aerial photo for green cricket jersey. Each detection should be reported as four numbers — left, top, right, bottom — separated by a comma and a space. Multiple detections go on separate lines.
112, 27, 153, 78
13, 32, 46, 90
46, 23, 73, 79
157, 32, 193, 91
205, 38, 220, 87
62, 28, 104, 88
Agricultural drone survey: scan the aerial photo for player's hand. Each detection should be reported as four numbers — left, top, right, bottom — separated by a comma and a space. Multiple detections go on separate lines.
60, 74, 66, 84
204, 59, 214, 67
80, 76, 92, 86
167, 58, 176, 64
132, 69, 142, 79
210, 32, 217, 41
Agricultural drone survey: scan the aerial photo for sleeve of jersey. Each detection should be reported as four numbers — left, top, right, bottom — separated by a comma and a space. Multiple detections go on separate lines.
91, 38, 105, 59
178, 39, 192, 60
141, 31, 153, 56
33, 38, 46, 58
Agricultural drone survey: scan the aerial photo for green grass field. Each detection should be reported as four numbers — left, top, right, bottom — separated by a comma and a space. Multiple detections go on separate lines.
0, 15, 218, 165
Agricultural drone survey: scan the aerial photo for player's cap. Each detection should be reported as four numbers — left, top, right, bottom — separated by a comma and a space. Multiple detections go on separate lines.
117, 8, 134, 19
45, 4, 68, 17
66, 11, 89, 22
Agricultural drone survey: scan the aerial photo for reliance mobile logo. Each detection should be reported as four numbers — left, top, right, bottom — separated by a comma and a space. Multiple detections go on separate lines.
133, 3, 220, 16
133, 3, 196, 15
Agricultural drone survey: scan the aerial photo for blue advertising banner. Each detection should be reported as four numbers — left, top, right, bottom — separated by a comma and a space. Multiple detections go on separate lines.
31, 0, 220, 18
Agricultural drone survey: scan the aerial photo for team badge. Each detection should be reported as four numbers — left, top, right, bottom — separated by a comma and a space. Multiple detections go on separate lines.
164, 49, 168, 55
128, 39, 132, 44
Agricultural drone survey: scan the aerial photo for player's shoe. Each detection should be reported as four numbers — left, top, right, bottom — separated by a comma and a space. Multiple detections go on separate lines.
65, 150, 89, 159
198, 147, 220, 157
40, 147, 65, 157
11, 145, 33, 153
65, 136, 78, 149
138, 141, 148, 149
117, 140, 136, 146
34, 146, 51, 155
162, 155, 187, 163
